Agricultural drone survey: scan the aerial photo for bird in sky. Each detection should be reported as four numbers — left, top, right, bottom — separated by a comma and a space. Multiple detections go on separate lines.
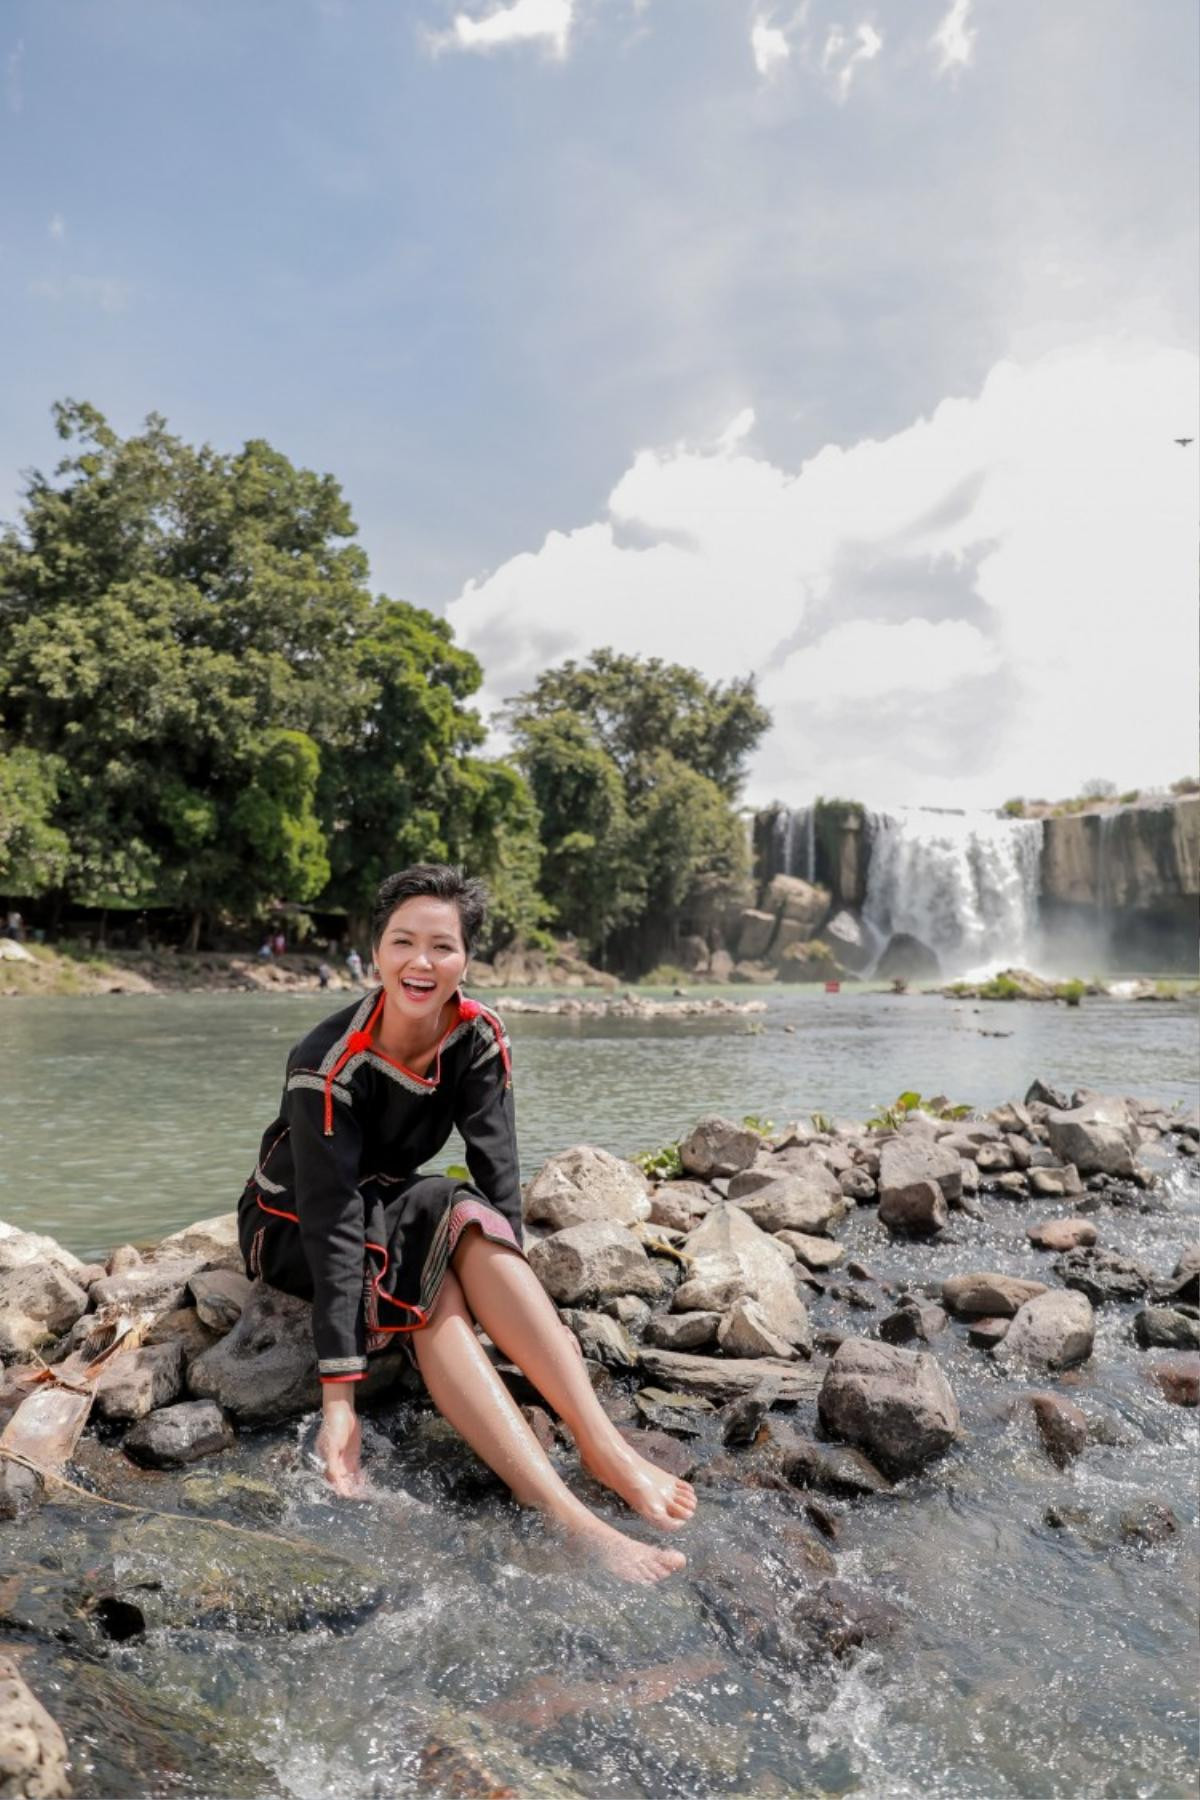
1174, 437, 1194, 446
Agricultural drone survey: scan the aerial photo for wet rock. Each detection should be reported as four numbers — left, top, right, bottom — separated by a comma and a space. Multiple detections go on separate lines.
1044, 1112, 1136, 1178
720, 1387, 778, 1446
616, 1426, 697, 1480
776, 1232, 845, 1271
188, 1267, 254, 1333
832, 1284, 878, 1312
817, 1339, 960, 1479
526, 1221, 663, 1307
638, 1347, 824, 1405
90, 1254, 205, 1314
1119, 1501, 1179, 1546
178, 1471, 287, 1524
123, 1399, 235, 1467
1027, 1218, 1097, 1251
0, 1459, 45, 1521
678, 1116, 761, 1181
633, 1387, 714, 1434
732, 1177, 847, 1237
791, 1578, 903, 1660
1156, 1243, 1200, 1306
644, 1310, 721, 1351
516, 1403, 558, 1454
878, 1138, 962, 1229
602, 1293, 652, 1334
1147, 1356, 1200, 1406
1029, 1393, 1089, 1466
967, 1316, 1010, 1349
995, 1289, 1095, 1370
941, 1272, 1049, 1317
1054, 1245, 1153, 1306
0, 1224, 83, 1278
1134, 1307, 1200, 1350
804, 1499, 842, 1540
673, 1204, 810, 1350
718, 1296, 809, 1360
558, 1308, 639, 1367
0, 1263, 89, 1357
189, 1283, 320, 1423
523, 1144, 652, 1230
0, 1654, 70, 1797
878, 1303, 947, 1345
94, 1340, 186, 1422
782, 1437, 893, 1497
647, 1182, 712, 1233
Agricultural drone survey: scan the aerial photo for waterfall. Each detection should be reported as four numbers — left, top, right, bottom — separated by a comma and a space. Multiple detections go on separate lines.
770, 805, 816, 882
862, 807, 1044, 977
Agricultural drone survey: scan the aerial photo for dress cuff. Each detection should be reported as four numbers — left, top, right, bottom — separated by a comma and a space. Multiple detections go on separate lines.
318, 1355, 367, 1378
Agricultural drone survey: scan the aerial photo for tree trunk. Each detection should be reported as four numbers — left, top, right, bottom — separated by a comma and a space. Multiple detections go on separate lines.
184, 909, 204, 953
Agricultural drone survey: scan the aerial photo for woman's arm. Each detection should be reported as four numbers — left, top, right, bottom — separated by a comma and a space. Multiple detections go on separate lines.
287, 1070, 370, 1384
452, 1022, 522, 1236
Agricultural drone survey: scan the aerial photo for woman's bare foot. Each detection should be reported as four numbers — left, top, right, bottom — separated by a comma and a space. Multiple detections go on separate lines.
577, 1433, 698, 1532
569, 1512, 687, 1584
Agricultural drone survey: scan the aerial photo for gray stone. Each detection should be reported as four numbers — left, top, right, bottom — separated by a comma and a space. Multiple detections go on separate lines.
720, 1386, 779, 1445
975, 1143, 1015, 1173
1029, 1393, 1089, 1466
717, 1295, 809, 1360
0, 1222, 83, 1276
876, 932, 940, 981
143, 1306, 222, 1365
157, 1210, 243, 1269
995, 1289, 1095, 1370
678, 1116, 761, 1181
94, 1340, 186, 1422
638, 1346, 824, 1405
839, 1166, 876, 1202
967, 1316, 1010, 1349
880, 1135, 961, 1209
523, 1144, 651, 1231
1044, 1112, 1136, 1178
818, 1338, 960, 1479
1027, 1217, 1097, 1250
0, 1262, 89, 1357
0, 1654, 70, 1797
878, 1176, 948, 1236
189, 1283, 320, 1423
941, 1272, 1049, 1317
106, 1243, 143, 1274
90, 1255, 206, 1314
644, 1310, 721, 1350
647, 1182, 712, 1232
123, 1399, 235, 1467
782, 1436, 894, 1497
1134, 1307, 1200, 1351
178, 1472, 286, 1524
188, 1267, 255, 1333
602, 1294, 653, 1334
558, 1308, 639, 1367
526, 1220, 663, 1306
674, 1204, 810, 1346
732, 1177, 846, 1237
775, 1232, 846, 1271
878, 1303, 948, 1345
1054, 1246, 1153, 1306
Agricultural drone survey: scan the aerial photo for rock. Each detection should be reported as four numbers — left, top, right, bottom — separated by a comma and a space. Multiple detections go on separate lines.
143, 1306, 222, 1364
720, 1387, 778, 1446
1119, 1501, 1180, 1546
617, 1426, 697, 1480
838, 1166, 876, 1202
1027, 1171, 1065, 1198
644, 1311, 721, 1351
1029, 1393, 1088, 1466
123, 1399, 235, 1467
558, 1308, 639, 1367
731, 1177, 846, 1237
967, 1316, 1010, 1349
995, 1290, 1095, 1370
0, 1263, 89, 1357
878, 1178, 947, 1236
782, 1437, 894, 1497
791, 1580, 904, 1660
0, 1655, 71, 1797
1044, 1112, 1136, 1178
975, 1143, 1015, 1174
775, 1232, 845, 1271
878, 1304, 947, 1345
673, 1204, 810, 1347
1157, 1243, 1200, 1306
1027, 1218, 1097, 1251
647, 1182, 712, 1233
763, 873, 831, 933
637, 1347, 824, 1405
0, 1460, 45, 1522
717, 1296, 809, 1360
523, 1145, 652, 1231
157, 1210, 244, 1268
819, 907, 873, 971
1134, 1307, 1200, 1350
1147, 1356, 1200, 1405
1053, 1246, 1153, 1306
633, 1387, 715, 1434
526, 1221, 663, 1307
188, 1283, 320, 1423
188, 1268, 254, 1333
735, 908, 778, 960
879, 1137, 961, 1230
94, 1341, 186, 1422
520, 1404, 558, 1455
178, 1472, 287, 1524
817, 1338, 961, 1479
0, 1223, 83, 1277
107, 1243, 143, 1275
602, 1294, 652, 1334
1025, 1078, 1072, 1110
678, 1116, 761, 1181
876, 932, 940, 981
90, 1255, 206, 1314
941, 1272, 1049, 1318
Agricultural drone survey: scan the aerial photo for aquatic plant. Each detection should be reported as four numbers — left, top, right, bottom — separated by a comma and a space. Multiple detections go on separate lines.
809, 1111, 834, 1134
866, 1090, 973, 1131
740, 1114, 775, 1138
1054, 978, 1086, 1007
632, 1141, 684, 1180
977, 973, 1024, 1000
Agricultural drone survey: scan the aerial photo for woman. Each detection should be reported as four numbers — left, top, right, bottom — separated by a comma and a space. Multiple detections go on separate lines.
238, 863, 694, 1584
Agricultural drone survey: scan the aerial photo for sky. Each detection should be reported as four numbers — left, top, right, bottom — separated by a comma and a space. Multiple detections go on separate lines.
3, 0, 1197, 814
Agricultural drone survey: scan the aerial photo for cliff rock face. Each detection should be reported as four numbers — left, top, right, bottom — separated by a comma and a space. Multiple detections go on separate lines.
1041, 800, 1199, 910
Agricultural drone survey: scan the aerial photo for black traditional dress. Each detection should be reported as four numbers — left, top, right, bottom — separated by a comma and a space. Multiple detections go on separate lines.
237, 987, 523, 1384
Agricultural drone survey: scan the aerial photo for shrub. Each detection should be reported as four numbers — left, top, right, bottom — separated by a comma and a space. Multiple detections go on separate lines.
1054, 978, 1086, 1007
741, 1114, 775, 1138
632, 1142, 683, 1180
978, 973, 1023, 1000
1118, 790, 1140, 805
1001, 798, 1026, 817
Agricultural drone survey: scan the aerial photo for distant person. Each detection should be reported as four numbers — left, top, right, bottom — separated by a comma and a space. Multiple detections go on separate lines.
345, 946, 364, 984
272, 930, 287, 957
258, 938, 273, 960
317, 961, 333, 990
4, 911, 23, 942
236, 863, 691, 1582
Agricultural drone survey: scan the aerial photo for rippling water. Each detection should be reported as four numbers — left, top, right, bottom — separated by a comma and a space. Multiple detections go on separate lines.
1, 988, 1197, 1797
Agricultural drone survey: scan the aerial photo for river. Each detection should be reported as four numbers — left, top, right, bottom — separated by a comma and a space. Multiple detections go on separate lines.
1, 987, 1197, 1798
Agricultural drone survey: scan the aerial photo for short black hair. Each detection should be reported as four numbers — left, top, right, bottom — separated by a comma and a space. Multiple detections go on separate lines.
370, 864, 489, 956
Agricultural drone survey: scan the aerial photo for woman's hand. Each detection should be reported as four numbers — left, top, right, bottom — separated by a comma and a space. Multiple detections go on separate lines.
317, 1390, 365, 1497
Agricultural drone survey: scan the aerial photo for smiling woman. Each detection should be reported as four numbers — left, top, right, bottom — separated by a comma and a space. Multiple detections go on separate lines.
236, 861, 695, 1582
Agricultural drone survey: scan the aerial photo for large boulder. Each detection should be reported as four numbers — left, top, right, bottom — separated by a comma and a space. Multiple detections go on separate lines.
157, 1210, 242, 1268
89, 1255, 206, 1313
817, 1338, 961, 1478
523, 1145, 651, 1231
995, 1289, 1095, 1370
762, 874, 831, 935
189, 1283, 321, 1423
0, 1222, 83, 1276
678, 1117, 761, 1181
0, 1262, 89, 1356
730, 1176, 846, 1237
941, 1272, 1049, 1318
0, 1655, 71, 1798
879, 1137, 962, 1208
734, 909, 778, 961
1044, 1110, 1136, 1178
526, 1221, 663, 1306
672, 1204, 810, 1349
818, 909, 874, 972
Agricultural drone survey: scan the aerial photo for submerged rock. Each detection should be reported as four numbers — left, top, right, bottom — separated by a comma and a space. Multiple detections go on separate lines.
122, 1399, 235, 1467
782, 1436, 894, 1497
1133, 1307, 1200, 1351
1147, 1356, 1200, 1406
0, 1654, 71, 1798
1029, 1393, 1089, 1466
1053, 1246, 1153, 1306
817, 1339, 960, 1479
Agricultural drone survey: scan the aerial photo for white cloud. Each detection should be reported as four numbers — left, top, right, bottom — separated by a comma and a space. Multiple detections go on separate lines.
930, 0, 976, 78
821, 20, 882, 102
430, 0, 573, 59
47, 213, 65, 242
29, 274, 132, 313
751, 16, 791, 79
445, 340, 1199, 812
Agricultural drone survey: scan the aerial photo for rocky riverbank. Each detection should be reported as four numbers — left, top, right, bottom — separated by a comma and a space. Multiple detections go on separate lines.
0, 1085, 1197, 1795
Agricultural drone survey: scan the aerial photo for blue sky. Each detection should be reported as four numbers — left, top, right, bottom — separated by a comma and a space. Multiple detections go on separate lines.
4, 1, 1197, 810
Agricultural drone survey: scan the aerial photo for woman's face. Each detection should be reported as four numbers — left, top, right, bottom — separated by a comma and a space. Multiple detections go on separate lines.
374, 896, 468, 1020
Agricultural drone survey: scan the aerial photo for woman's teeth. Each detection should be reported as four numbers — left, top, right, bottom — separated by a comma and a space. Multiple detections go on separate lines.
401, 978, 436, 995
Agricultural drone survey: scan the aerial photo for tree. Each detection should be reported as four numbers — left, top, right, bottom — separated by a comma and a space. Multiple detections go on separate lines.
0, 746, 70, 895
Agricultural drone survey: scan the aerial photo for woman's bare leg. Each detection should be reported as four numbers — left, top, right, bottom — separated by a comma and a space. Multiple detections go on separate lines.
412, 1268, 685, 1584
451, 1229, 697, 1532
